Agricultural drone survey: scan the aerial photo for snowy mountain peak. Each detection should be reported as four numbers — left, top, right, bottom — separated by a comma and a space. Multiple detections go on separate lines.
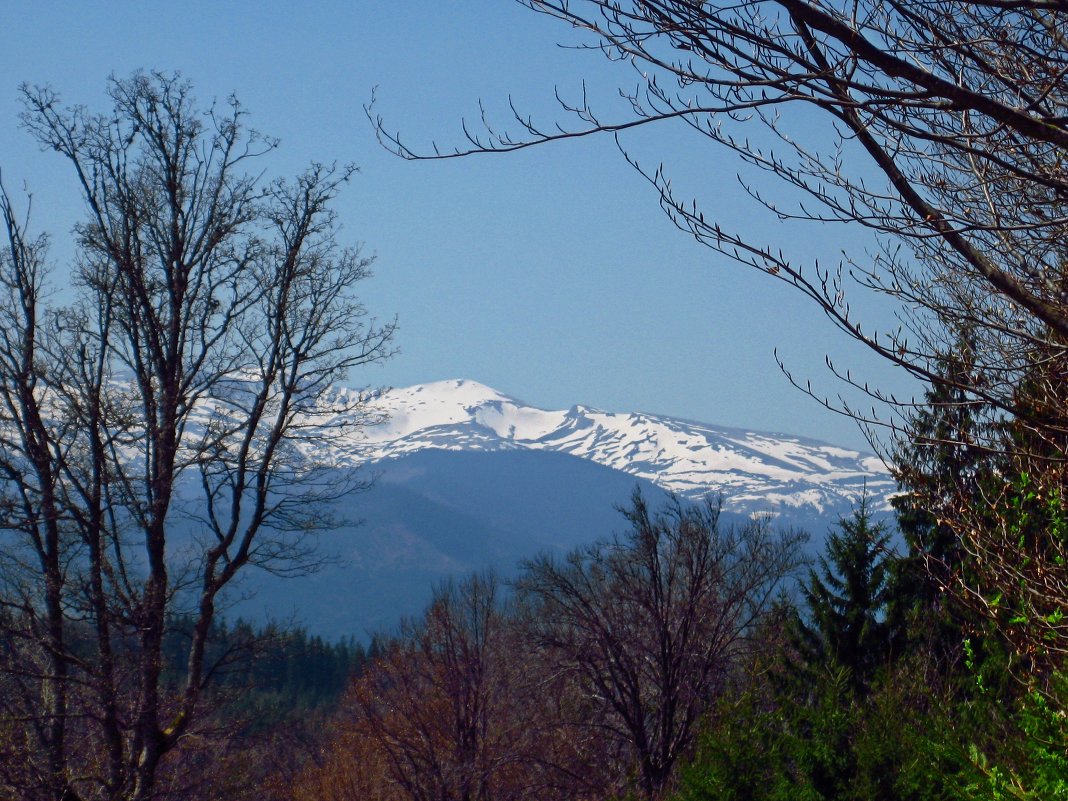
365, 379, 520, 442
237, 379, 898, 635
329, 380, 895, 519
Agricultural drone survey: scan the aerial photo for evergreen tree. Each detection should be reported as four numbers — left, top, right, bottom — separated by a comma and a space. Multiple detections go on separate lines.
796, 494, 895, 691
889, 340, 992, 664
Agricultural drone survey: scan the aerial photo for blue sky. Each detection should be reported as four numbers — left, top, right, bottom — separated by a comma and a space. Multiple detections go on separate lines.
0, 2, 917, 450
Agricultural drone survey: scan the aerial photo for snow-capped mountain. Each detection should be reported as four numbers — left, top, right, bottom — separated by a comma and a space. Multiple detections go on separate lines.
339, 379, 893, 519
233, 379, 896, 637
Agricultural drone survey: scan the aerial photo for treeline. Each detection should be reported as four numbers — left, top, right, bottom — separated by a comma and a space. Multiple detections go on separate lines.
276, 502, 1066, 801
0, 612, 376, 799
284, 499, 926, 801
160, 617, 381, 726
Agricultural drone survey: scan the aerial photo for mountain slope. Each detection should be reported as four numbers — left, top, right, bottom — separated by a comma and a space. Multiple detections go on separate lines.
235, 449, 676, 639
230, 379, 894, 638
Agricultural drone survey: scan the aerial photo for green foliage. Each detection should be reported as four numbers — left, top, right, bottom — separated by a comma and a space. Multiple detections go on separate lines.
854, 666, 968, 801
675, 493, 980, 801
989, 473, 1068, 659
674, 688, 790, 801
675, 661, 969, 801
955, 671, 1068, 801
1014, 680, 1068, 800
954, 579, 1068, 801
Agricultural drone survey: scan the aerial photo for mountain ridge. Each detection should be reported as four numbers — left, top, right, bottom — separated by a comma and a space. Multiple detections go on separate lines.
230, 378, 896, 637
346, 379, 894, 519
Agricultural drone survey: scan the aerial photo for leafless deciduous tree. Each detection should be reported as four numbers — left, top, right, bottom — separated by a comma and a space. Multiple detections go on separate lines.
372, 0, 1068, 449
350, 574, 519, 801
516, 492, 805, 799
0, 72, 394, 801
344, 573, 610, 801
369, 0, 1068, 666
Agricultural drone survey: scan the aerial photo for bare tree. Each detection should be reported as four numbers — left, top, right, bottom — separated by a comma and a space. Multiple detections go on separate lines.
369, 0, 1068, 665
333, 572, 614, 801
0, 72, 394, 801
299, 500, 802, 801
516, 492, 805, 799
347, 574, 529, 801
372, 0, 1068, 444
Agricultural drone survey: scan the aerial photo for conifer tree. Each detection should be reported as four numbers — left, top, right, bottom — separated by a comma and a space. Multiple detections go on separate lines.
796, 495, 895, 691
889, 341, 990, 652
